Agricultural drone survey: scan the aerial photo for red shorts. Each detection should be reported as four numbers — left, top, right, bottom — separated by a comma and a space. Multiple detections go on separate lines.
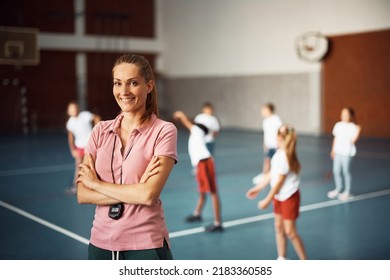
196, 158, 218, 193
273, 190, 300, 220
76, 147, 85, 158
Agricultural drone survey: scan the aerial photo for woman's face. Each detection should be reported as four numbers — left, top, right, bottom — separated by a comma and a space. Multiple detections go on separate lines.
112, 63, 154, 114
341, 108, 351, 122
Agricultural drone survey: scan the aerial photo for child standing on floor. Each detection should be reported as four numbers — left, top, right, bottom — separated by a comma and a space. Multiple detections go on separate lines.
247, 124, 307, 260
173, 110, 223, 232
328, 107, 361, 201
194, 102, 220, 156
253, 103, 282, 184
66, 101, 100, 194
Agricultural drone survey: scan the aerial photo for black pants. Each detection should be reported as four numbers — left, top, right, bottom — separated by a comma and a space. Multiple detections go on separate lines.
88, 239, 173, 260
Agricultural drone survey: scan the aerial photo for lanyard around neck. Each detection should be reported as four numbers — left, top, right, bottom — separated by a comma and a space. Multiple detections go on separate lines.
110, 132, 137, 185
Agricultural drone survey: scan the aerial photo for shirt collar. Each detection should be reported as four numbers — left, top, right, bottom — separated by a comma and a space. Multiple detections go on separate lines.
106, 113, 157, 135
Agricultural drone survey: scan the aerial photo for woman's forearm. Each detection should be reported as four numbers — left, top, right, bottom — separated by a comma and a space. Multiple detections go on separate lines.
82, 156, 175, 206
91, 181, 152, 205
94, 158, 174, 206
77, 183, 121, 205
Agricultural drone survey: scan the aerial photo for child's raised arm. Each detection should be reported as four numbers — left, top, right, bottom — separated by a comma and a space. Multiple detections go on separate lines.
173, 111, 193, 131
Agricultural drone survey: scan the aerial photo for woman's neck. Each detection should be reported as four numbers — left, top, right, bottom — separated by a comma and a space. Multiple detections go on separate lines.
121, 111, 142, 130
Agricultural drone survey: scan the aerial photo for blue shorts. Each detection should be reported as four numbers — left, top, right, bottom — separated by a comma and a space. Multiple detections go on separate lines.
265, 148, 277, 159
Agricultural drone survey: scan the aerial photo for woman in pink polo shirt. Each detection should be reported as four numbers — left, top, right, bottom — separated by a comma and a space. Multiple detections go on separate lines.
76, 54, 178, 260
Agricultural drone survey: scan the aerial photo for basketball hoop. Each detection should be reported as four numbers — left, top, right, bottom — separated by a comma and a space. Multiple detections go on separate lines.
0, 26, 40, 66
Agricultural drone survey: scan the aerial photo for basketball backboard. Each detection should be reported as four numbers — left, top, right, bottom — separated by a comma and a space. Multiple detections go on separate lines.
0, 26, 40, 65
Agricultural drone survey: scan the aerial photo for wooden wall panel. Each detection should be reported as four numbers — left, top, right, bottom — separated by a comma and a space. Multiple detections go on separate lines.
0, 82, 20, 132
85, 0, 154, 38
322, 29, 390, 138
0, 0, 74, 33
0, 51, 76, 132
1, 0, 155, 36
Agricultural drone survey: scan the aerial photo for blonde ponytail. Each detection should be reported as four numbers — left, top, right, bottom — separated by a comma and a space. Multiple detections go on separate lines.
278, 125, 301, 174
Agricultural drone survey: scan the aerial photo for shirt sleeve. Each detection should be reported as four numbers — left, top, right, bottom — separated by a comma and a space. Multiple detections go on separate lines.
332, 122, 339, 136
212, 117, 220, 131
276, 115, 283, 127
82, 111, 94, 122
273, 152, 289, 175
154, 122, 178, 163
194, 114, 201, 123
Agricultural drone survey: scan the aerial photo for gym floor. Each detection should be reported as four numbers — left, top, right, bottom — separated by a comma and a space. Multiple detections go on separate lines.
1, 128, 389, 260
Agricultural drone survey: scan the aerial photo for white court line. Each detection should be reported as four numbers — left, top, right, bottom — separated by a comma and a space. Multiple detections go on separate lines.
0, 164, 74, 177
1, 189, 390, 244
0, 200, 89, 245
169, 188, 390, 238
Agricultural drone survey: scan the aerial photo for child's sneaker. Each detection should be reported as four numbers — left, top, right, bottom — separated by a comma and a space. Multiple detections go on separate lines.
185, 214, 202, 223
338, 192, 352, 201
327, 189, 339, 199
205, 223, 223, 233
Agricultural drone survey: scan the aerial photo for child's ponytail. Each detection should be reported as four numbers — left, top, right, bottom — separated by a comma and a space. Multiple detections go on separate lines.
278, 125, 301, 174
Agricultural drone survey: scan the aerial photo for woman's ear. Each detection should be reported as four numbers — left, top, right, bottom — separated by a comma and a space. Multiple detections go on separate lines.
147, 80, 155, 93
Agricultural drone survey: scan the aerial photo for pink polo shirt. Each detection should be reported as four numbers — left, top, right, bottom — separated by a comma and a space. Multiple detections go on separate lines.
85, 113, 178, 251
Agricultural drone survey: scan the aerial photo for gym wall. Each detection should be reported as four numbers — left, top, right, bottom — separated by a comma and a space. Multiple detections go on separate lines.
0, 0, 156, 132
323, 29, 390, 138
158, 0, 390, 136
1, 0, 389, 137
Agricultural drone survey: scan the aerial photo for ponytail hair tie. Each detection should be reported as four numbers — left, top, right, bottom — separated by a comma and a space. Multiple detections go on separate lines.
278, 124, 295, 135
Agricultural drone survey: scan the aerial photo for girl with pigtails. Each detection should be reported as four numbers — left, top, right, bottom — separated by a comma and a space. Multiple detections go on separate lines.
247, 124, 307, 260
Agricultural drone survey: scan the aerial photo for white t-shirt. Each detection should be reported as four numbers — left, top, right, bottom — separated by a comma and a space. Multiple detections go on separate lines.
270, 149, 300, 201
194, 113, 220, 143
333, 121, 359, 157
188, 125, 211, 167
66, 111, 94, 148
263, 114, 282, 149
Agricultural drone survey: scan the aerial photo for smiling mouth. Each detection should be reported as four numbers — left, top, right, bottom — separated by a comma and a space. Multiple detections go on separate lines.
120, 97, 135, 104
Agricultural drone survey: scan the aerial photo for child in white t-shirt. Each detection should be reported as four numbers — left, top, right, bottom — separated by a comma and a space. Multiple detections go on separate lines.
66, 101, 100, 194
173, 110, 223, 232
253, 103, 282, 184
328, 107, 361, 201
194, 102, 220, 156
247, 124, 307, 260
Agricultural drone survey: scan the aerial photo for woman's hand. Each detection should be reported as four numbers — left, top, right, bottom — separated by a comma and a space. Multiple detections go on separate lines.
140, 156, 160, 184
77, 153, 100, 190
330, 150, 335, 160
